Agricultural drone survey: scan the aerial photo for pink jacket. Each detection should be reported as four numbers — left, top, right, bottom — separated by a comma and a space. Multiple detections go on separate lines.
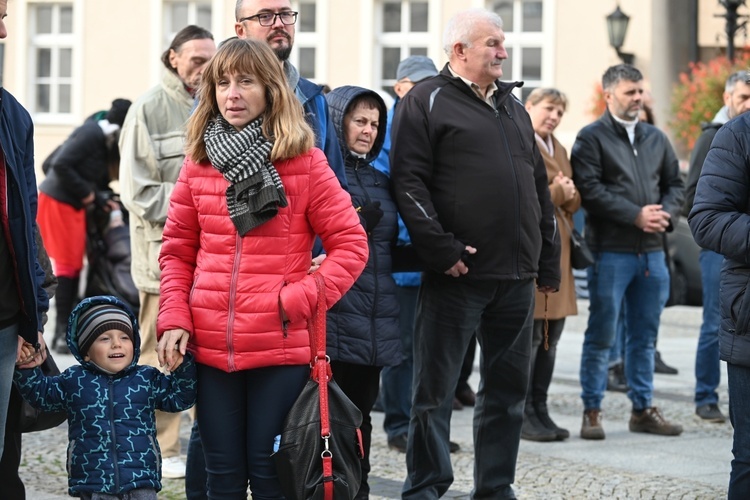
157, 148, 368, 372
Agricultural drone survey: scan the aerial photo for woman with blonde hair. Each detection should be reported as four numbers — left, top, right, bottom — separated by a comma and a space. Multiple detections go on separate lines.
155, 38, 368, 498
521, 87, 581, 442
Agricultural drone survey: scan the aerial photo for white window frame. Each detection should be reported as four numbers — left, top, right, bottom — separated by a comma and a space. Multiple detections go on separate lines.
374, 0, 441, 97
162, 0, 213, 50
487, 0, 555, 99
27, 1, 80, 124
290, 0, 328, 84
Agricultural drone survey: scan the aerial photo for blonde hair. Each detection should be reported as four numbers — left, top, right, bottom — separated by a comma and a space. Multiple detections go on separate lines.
525, 88, 568, 112
185, 38, 314, 163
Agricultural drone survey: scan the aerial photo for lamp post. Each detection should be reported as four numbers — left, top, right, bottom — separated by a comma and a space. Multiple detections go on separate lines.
718, 0, 747, 62
606, 4, 635, 65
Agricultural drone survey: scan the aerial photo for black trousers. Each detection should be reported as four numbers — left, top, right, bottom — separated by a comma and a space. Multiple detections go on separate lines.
403, 275, 534, 500
330, 360, 382, 499
0, 388, 25, 500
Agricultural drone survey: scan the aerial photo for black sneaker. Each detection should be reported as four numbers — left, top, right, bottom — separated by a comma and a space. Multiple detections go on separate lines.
629, 407, 683, 436
449, 441, 460, 453
387, 434, 407, 453
696, 404, 726, 423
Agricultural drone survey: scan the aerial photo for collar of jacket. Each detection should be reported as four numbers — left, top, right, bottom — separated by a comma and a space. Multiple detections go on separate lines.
601, 108, 649, 143
438, 64, 522, 107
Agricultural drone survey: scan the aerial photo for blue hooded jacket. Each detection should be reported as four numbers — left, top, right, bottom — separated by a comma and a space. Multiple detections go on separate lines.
14, 295, 196, 496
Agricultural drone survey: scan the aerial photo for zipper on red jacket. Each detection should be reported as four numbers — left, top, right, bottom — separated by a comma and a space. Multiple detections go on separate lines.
279, 281, 289, 338
226, 233, 243, 372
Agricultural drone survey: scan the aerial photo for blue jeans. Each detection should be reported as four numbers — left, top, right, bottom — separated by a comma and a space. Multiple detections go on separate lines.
608, 307, 627, 366
728, 363, 750, 498
0, 323, 20, 457
403, 274, 533, 500
196, 363, 309, 500
381, 285, 417, 441
695, 249, 722, 407
580, 251, 670, 411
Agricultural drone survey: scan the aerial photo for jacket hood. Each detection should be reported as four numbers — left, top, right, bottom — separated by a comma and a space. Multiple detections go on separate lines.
67, 295, 140, 373
325, 86, 387, 164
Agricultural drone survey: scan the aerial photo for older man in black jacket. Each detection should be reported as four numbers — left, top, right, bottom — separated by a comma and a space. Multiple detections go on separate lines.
572, 64, 684, 440
391, 8, 559, 499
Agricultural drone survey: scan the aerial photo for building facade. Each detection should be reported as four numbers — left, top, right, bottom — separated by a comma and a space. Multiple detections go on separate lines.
0, 0, 738, 171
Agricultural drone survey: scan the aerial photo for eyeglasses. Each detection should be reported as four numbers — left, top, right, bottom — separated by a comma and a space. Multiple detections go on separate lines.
239, 11, 298, 27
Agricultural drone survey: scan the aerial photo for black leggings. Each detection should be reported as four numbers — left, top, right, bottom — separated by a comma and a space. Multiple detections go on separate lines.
196, 363, 309, 500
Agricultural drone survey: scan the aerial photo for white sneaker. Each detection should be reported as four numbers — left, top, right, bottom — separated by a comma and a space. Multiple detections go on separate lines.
162, 456, 186, 479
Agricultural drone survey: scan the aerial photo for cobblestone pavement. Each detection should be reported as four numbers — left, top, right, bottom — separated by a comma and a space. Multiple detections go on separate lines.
19, 303, 731, 499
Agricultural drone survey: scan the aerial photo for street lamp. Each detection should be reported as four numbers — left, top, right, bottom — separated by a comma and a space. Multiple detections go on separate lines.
606, 4, 634, 65
717, 0, 748, 62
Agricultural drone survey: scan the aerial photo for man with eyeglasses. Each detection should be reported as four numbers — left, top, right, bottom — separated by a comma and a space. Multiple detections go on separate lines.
235, 0, 346, 191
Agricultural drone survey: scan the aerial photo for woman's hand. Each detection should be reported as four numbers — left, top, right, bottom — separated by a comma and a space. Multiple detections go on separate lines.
16, 332, 48, 369
308, 254, 327, 274
553, 172, 576, 202
157, 328, 190, 373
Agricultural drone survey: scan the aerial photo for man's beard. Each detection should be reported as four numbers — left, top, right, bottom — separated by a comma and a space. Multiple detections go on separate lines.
274, 45, 292, 61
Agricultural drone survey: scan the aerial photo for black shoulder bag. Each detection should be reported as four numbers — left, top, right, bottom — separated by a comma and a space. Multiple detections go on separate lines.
273, 273, 364, 500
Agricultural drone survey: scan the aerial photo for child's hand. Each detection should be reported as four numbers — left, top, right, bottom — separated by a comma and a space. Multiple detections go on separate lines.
19, 343, 34, 361
157, 328, 190, 373
16, 332, 48, 368
164, 351, 185, 374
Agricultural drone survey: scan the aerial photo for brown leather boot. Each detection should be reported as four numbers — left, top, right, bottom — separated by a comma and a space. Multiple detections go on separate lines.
581, 408, 605, 440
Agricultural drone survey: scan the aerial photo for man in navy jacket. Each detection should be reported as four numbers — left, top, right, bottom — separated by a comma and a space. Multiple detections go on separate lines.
0, 0, 50, 457
690, 105, 750, 499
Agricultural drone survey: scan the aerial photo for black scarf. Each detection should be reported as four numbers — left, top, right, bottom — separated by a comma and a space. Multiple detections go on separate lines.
204, 116, 287, 235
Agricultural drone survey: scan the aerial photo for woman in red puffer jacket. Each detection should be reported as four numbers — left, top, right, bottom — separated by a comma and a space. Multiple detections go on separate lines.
154, 38, 368, 498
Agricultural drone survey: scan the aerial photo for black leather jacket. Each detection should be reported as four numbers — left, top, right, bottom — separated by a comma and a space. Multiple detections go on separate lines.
571, 110, 684, 253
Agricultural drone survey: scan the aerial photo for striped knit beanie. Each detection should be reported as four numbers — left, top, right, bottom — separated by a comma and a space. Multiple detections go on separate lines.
77, 304, 134, 355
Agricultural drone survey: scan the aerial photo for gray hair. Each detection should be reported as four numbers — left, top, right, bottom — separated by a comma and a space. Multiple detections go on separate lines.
602, 64, 643, 92
443, 8, 503, 55
235, 0, 246, 21
725, 70, 750, 93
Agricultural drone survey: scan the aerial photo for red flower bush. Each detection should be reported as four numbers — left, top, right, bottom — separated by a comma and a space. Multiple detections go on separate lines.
670, 53, 750, 152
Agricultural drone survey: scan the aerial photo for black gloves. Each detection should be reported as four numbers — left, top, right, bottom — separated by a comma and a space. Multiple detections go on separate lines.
358, 201, 383, 232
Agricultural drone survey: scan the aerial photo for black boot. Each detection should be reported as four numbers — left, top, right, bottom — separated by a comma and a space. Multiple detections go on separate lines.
654, 350, 678, 375
607, 362, 628, 392
521, 403, 557, 442
534, 401, 570, 440
53, 276, 79, 354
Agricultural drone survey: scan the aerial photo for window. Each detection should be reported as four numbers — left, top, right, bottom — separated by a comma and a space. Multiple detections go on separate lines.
488, 0, 548, 101
291, 0, 324, 82
29, 3, 74, 116
163, 0, 212, 49
376, 1, 433, 99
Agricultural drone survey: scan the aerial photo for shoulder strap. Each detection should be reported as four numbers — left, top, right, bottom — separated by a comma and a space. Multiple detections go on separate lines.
311, 273, 334, 500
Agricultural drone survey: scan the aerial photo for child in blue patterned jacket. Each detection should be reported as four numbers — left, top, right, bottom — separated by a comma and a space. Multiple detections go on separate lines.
14, 295, 196, 499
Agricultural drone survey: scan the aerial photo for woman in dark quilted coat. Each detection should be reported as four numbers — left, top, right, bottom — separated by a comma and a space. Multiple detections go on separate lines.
325, 86, 401, 499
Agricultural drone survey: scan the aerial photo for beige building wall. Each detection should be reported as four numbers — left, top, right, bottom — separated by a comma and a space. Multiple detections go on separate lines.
0, 0, 740, 177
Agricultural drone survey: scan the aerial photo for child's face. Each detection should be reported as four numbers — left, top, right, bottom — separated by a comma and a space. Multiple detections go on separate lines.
83, 329, 134, 372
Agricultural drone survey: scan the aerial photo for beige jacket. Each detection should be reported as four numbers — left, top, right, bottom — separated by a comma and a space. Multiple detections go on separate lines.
118, 70, 193, 294
533, 135, 581, 320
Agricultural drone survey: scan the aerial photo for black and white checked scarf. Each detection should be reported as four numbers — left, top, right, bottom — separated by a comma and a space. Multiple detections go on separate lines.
204, 116, 288, 235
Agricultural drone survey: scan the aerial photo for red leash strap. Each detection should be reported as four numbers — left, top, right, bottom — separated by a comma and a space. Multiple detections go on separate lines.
312, 274, 334, 500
